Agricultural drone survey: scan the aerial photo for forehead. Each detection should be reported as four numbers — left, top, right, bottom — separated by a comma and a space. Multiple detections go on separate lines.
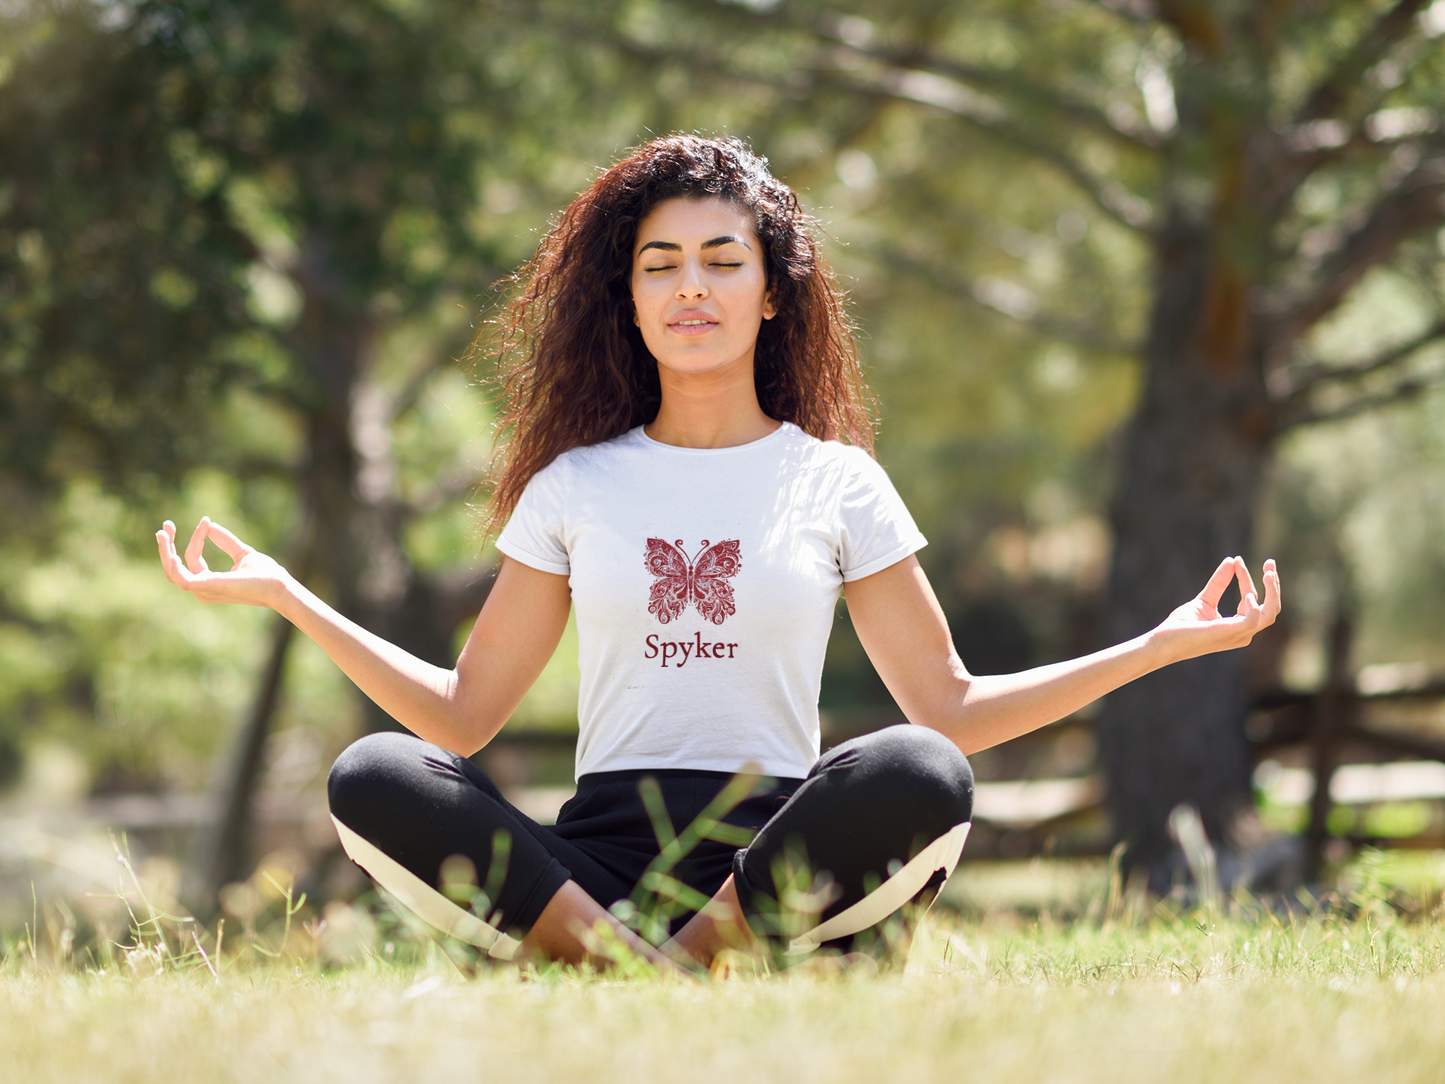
632, 196, 759, 253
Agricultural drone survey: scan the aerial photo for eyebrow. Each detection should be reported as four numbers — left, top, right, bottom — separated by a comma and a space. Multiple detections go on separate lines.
638, 235, 752, 254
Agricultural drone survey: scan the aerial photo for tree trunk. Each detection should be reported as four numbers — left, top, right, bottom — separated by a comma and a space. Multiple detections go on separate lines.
301, 344, 491, 733
1097, 212, 1275, 886
293, 232, 491, 737
185, 614, 296, 910
1303, 607, 1356, 881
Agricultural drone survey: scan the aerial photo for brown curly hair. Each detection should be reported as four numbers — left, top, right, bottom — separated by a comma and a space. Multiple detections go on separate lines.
480, 134, 875, 538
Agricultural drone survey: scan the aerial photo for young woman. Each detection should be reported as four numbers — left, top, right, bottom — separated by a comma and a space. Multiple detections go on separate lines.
157, 135, 1280, 972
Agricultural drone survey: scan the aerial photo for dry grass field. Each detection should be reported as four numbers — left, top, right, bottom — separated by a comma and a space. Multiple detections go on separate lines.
3, 855, 1444, 1084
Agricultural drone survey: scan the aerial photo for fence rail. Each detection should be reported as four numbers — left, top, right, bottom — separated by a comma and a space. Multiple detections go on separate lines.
8, 656, 1444, 890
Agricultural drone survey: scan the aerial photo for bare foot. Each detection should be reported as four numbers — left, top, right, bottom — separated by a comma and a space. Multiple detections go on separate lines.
520, 880, 690, 975
662, 875, 762, 971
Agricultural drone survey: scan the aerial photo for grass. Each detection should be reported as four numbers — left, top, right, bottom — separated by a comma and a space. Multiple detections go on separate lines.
3, 852, 1445, 1084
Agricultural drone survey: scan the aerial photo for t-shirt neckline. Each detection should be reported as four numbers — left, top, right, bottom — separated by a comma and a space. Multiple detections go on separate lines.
633, 421, 793, 453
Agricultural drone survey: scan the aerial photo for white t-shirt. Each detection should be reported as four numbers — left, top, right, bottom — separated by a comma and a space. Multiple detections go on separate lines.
495, 422, 926, 780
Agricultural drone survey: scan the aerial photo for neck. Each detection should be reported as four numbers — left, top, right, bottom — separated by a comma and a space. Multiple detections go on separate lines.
644, 356, 781, 449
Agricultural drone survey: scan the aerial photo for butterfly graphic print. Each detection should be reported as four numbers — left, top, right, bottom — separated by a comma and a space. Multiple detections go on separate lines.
644, 538, 742, 625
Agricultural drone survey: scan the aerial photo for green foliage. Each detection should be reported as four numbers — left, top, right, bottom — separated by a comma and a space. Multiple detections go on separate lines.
2, 0, 1444, 797
0, 472, 368, 790
1267, 369, 1445, 676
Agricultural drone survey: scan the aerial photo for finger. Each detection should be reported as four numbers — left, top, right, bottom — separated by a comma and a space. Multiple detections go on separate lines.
1260, 558, 1281, 620
203, 521, 252, 561
1237, 588, 1261, 626
1196, 557, 1236, 609
156, 522, 183, 568
156, 529, 196, 587
184, 517, 212, 574
1233, 556, 1259, 614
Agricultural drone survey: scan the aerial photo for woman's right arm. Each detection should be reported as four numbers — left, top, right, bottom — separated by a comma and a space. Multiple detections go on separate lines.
156, 517, 572, 756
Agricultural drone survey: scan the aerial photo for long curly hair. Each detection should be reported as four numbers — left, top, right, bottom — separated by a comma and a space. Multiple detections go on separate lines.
480, 134, 875, 538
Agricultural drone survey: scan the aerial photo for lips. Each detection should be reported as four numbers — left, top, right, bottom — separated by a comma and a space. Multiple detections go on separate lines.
664, 312, 716, 329
667, 310, 718, 331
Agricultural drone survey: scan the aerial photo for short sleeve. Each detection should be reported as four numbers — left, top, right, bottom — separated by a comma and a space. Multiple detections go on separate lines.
495, 459, 572, 576
836, 449, 928, 582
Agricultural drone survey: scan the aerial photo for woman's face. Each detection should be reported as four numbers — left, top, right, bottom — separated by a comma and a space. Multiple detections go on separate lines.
630, 196, 775, 380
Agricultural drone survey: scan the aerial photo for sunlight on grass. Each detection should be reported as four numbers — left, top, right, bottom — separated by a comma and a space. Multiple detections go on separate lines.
3, 916, 1445, 1084
4, 853, 1445, 1084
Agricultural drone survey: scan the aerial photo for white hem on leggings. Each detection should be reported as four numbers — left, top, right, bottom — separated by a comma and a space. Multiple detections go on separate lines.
332, 815, 524, 961
785, 820, 971, 955
333, 814, 969, 963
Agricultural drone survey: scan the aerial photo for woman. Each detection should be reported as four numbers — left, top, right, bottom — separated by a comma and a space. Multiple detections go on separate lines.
157, 135, 1280, 972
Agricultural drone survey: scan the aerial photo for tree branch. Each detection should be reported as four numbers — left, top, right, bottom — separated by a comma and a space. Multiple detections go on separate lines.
794, 6, 1162, 152
596, 17, 1158, 232
821, 37, 1162, 152
1296, 0, 1431, 124
1273, 62, 1440, 205
1283, 157, 1445, 332
872, 245, 1137, 355
1279, 366, 1445, 430
1298, 125, 1445, 170
1276, 316, 1445, 401
831, 65, 1155, 232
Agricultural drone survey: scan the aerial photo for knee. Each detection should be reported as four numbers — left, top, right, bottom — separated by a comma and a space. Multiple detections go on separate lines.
852, 725, 974, 827
327, 731, 426, 827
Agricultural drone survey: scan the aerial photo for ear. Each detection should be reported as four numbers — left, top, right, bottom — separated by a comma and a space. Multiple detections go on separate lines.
762, 288, 777, 321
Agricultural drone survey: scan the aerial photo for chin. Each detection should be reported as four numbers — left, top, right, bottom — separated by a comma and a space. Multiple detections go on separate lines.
656, 350, 747, 375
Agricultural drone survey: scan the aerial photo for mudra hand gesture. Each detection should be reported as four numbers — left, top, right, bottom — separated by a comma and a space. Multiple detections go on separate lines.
155, 517, 289, 608
1153, 555, 1282, 663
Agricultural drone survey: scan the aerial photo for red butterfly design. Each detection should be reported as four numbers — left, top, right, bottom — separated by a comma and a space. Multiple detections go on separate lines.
644, 538, 742, 625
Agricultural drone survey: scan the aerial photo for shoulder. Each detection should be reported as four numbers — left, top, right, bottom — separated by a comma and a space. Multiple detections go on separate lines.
772, 423, 876, 470
798, 429, 890, 490
533, 427, 647, 482
764, 427, 896, 506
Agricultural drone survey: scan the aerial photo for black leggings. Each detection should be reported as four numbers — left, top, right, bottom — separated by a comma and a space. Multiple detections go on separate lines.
327, 724, 973, 955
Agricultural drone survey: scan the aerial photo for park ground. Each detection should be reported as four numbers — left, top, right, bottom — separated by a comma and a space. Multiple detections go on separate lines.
3, 854, 1445, 1083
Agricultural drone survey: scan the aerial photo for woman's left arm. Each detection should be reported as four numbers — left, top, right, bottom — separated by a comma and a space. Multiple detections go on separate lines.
844, 555, 1281, 755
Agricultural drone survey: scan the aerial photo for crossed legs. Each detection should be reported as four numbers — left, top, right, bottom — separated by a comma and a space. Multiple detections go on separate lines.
328, 725, 973, 971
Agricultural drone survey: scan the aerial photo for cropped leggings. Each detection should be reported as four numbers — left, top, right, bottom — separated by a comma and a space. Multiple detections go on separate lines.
327, 724, 974, 960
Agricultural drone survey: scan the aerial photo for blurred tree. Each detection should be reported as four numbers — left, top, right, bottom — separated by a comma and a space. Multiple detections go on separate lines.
0, 0, 636, 893
2, 0, 497, 893
621, 0, 1445, 878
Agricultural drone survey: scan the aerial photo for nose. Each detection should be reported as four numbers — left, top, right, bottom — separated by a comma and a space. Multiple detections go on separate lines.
676, 257, 708, 299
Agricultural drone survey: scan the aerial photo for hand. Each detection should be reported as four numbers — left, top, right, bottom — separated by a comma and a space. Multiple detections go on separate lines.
1153, 556, 1281, 663
155, 517, 290, 608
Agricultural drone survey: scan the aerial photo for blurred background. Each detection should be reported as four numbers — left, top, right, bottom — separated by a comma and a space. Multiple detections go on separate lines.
2, 0, 1445, 931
